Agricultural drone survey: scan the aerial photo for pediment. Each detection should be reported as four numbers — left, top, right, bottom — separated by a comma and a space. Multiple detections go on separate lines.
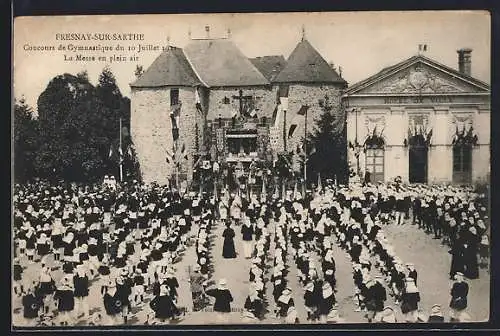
349, 58, 489, 95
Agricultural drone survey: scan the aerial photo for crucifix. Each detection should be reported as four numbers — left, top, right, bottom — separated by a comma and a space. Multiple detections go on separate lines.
232, 89, 253, 117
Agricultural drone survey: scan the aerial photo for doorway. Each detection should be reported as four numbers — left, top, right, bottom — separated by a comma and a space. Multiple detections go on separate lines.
408, 135, 428, 183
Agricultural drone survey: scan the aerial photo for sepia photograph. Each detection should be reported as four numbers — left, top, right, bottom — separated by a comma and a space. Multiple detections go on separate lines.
12, 11, 490, 327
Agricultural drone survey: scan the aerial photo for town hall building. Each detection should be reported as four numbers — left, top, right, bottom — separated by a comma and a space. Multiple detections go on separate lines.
344, 48, 490, 185
130, 28, 346, 185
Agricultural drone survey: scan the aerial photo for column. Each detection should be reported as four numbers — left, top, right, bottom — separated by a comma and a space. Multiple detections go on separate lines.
386, 106, 406, 182
472, 106, 491, 183
428, 106, 452, 183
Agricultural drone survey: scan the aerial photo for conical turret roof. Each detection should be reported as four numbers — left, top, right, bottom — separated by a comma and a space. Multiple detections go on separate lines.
273, 39, 346, 85
130, 46, 201, 87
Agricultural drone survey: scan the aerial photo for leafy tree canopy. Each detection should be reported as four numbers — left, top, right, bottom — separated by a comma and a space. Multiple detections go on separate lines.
15, 67, 139, 183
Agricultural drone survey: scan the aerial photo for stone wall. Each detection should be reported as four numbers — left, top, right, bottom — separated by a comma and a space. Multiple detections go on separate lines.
347, 102, 490, 184
207, 86, 277, 122
131, 86, 199, 185
284, 84, 344, 151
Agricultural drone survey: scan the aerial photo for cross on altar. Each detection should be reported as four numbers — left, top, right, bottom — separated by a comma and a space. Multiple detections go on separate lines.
232, 89, 253, 117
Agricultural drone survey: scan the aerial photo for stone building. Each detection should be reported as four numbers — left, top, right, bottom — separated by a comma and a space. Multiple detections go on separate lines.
130, 30, 346, 185
344, 48, 490, 185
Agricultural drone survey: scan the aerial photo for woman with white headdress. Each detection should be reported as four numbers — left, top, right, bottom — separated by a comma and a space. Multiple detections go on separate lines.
479, 233, 489, 269
206, 278, 233, 324
400, 277, 420, 322
230, 194, 242, 225
54, 274, 75, 326
38, 264, 56, 315
276, 287, 294, 322
21, 284, 43, 326
243, 285, 264, 320
318, 282, 336, 323
36, 233, 51, 265
148, 283, 182, 325
241, 217, 254, 259
102, 279, 122, 325
25, 227, 36, 262
73, 264, 90, 320
304, 281, 319, 322
51, 218, 65, 262
62, 231, 76, 264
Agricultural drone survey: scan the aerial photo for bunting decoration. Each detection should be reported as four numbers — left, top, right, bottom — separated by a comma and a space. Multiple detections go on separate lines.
452, 125, 478, 147
165, 143, 189, 165
405, 114, 433, 147
451, 114, 477, 146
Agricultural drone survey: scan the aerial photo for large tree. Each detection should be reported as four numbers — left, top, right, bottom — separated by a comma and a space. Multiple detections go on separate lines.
13, 97, 39, 182
33, 68, 138, 182
306, 94, 348, 185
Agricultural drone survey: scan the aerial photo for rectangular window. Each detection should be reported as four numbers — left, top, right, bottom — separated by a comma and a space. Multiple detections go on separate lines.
365, 148, 384, 183
170, 89, 179, 106
453, 146, 472, 184
278, 85, 290, 98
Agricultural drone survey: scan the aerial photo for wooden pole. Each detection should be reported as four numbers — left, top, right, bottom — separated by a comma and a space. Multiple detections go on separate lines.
283, 109, 287, 152
303, 108, 308, 195
119, 118, 123, 182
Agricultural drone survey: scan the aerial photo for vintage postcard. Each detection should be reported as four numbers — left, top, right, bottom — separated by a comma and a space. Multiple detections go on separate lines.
12, 11, 490, 327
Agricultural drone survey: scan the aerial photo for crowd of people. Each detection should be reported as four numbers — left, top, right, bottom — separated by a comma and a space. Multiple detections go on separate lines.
12, 176, 489, 326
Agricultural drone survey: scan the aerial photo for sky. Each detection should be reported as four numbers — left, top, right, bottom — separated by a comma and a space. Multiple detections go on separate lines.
14, 11, 491, 112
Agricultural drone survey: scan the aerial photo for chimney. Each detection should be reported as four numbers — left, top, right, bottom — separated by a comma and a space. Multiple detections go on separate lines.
457, 48, 472, 76
205, 25, 210, 39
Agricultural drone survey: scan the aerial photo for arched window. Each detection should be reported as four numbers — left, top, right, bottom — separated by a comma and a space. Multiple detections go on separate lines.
364, 135, 385, 183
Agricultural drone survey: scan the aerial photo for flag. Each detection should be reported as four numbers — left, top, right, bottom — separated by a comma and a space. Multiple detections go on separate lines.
195, 87, 202, 112
288, 105, 309, 138
308, 145, 316, 157
249, 109, 257, 118
127, 147, 133, 157
179, 143, 188, 161
108, 145, 113, 158
317, 172, 322, 192
118, 147, 124, 163
166, 149, 173, 164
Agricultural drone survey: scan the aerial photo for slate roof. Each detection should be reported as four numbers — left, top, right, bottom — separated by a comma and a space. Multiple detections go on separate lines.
183, 39, 270, 87
249, 55, 287, 82
346, 54, 490, 95
273, 38, 347, 85
130, 46, 201, 88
